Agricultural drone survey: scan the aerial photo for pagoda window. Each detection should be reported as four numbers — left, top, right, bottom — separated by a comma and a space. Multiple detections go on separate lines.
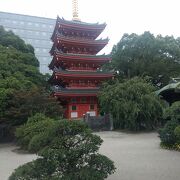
88, 80, 91, 86
81, 80, 85, 85
70, 80, 73, 86
90, 104, 95, 110
79, 80, 83, 85
90, 97, 95, 103
71, 98, 77, 103
71, 105, 77, 111
81, 97, 87, 103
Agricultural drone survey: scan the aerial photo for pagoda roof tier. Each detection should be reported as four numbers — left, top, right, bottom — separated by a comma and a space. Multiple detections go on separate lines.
51, 16, 106, 40
52, 87, 99, 97
49, 70, 113, 84
49, 51, 111, 69
50, 34, 109, 55
51, 70, 113, 80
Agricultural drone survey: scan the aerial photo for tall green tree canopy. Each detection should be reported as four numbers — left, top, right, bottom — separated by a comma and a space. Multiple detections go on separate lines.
0, 26, 35, 54
99, 77, 164, 131
108, 32, 180, 87
0, 26, 62, 127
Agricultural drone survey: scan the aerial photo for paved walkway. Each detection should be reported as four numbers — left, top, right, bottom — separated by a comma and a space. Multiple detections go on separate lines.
97, 131, 180, 180
0, 132, 180, 180
0, 143, 36, 180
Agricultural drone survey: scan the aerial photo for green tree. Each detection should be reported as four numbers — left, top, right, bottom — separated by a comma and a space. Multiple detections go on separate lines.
174, 126, 180, 144
15, 113, 57, 151
99, 77, 164, 131
0, 26, 36, 54
0, 26, 62, 134
3, 88, 63, 125
108, 32, 180, 87
163, 101, 180, 122
159, 101, 180, 148
10, 120, 116, 180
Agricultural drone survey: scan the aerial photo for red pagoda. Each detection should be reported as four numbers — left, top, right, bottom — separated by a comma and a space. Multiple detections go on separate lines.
49, 1, 113, 119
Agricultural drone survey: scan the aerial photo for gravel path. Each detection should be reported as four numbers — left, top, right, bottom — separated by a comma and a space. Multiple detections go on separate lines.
97, 131, 180, 180
0, 132, 180, 180
0, 143, 36, 180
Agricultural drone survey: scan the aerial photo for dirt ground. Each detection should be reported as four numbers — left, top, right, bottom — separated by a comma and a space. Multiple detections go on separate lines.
0, 131, 180, 180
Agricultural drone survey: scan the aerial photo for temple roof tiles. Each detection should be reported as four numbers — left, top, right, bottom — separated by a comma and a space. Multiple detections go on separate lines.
57, 16, 106, 28
53, 87, 99, 96
56, 33, 109, 44
55, 50, 111, 59
156, 81, 180, 95
54, 69, 113, 76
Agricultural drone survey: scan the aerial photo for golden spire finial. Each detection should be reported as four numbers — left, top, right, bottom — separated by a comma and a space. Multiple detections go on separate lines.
72, 0, 81, 21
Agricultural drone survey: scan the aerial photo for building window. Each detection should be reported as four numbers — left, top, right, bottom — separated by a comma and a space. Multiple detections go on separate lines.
71, 112, 78, 118
81, 97, 86, 103
90, 104, 95, 110
35, 48, 39, 52
35, 39, 39, 44
72, 105, 77, 111
71, 98, 77, 103
20, 21, 24, 25
90, 97, 95, 103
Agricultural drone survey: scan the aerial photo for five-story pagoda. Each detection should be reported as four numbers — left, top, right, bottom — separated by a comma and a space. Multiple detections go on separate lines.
49, 0, 113, 119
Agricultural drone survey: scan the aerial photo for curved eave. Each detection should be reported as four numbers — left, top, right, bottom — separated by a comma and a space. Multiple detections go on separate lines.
49, 57, 110, 70
55, 52, 111, 61
54, 92, 98, 97
49, 52, 111, 69
54, 71, 114, 78
57, 16, 106, 30
156, 82, 180, 95
51, 16, 107, 42
50, 43, 57, 55
56, 36, 109, 47
53, 88, 99, 97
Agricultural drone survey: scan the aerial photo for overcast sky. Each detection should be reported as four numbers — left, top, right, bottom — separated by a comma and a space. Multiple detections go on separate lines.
1, 0, 180, 53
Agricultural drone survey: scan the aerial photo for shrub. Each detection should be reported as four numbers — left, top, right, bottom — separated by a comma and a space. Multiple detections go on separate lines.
163, 101, 180, 122
28, 132, 51, 153
99, 77, 164, 131
159, 120, 179, 145
159, 102, 180, 150
15, 113, 56, 150
174, 125, 180, 143
9, 120, 116, 180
